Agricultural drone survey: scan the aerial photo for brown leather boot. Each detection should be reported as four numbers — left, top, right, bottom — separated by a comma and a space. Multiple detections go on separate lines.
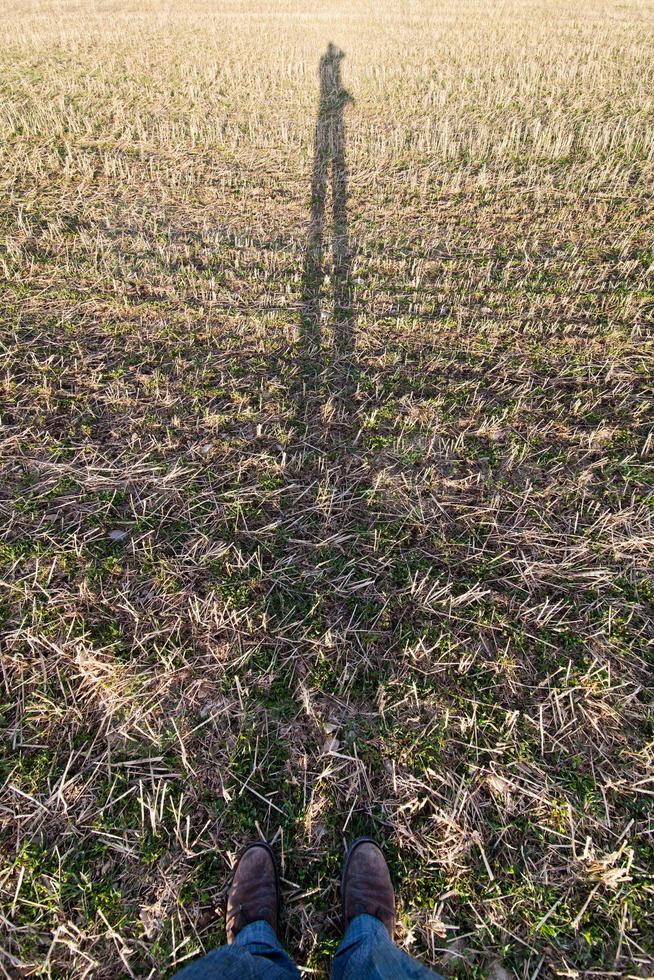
226, 841, 280, 943
341, 837, 396, 938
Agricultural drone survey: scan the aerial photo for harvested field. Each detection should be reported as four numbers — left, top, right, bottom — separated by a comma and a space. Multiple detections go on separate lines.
0, 0, 653, 976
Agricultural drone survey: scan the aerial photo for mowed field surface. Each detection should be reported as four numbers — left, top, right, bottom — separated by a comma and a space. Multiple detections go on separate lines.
1, 0, 653, 976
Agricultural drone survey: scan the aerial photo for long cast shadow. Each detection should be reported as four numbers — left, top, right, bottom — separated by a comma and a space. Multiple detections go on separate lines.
300, 43, 355, 363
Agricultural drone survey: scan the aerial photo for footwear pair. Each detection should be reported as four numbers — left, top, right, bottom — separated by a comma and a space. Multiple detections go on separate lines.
226, 837, 395, 943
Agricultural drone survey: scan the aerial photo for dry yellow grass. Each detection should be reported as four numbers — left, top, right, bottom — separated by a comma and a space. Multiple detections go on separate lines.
1, 0, 653, 977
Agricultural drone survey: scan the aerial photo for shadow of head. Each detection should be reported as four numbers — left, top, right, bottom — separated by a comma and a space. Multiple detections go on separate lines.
324, 41, 345, 63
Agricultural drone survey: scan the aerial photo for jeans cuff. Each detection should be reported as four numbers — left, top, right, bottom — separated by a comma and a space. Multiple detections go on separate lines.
343, 913, 392, 945
232, 919, 282, 952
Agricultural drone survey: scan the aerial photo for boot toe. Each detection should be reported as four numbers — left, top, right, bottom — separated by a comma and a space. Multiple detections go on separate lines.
342, 839, 395, 937
226, 843, 279, 943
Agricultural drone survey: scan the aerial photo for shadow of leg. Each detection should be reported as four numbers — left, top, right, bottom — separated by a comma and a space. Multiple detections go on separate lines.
332, 122, 355, 364
300, 103, 328, 350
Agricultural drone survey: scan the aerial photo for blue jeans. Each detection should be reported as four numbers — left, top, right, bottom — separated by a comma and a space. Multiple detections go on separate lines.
172, 914, 443, 979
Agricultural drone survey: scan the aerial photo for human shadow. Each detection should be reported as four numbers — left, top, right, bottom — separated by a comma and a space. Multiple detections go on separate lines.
300, 42, 355, 363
